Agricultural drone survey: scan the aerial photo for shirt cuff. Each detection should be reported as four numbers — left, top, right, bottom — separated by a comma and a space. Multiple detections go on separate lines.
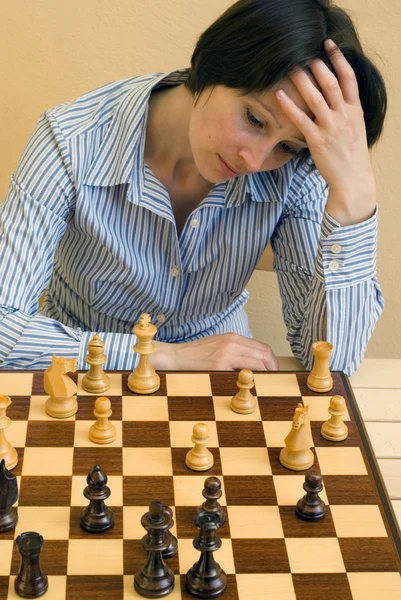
316, 205, 378, 289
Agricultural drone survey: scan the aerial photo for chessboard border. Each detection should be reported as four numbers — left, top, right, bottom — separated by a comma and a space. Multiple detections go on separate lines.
2, 367, 401, 568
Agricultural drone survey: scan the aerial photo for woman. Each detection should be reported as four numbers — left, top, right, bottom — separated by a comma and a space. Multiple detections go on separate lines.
0, 0, 387, 375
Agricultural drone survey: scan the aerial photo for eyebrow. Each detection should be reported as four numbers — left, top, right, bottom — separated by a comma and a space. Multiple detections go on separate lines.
250, 95, 308, 148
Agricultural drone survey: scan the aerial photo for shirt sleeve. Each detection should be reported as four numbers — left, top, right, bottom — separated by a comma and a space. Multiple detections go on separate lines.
0, 111, 138, 371
270, 161, 384, 377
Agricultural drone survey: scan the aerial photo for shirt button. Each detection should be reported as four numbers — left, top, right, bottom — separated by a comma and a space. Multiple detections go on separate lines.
331, 244, 342, 254
156, 313, 166, 323
170, 266, 180, 277
329, 260, 340, 272
190, 218, 200, 228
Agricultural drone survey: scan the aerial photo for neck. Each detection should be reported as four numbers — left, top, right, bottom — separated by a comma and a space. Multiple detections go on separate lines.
144, 84, 205, 188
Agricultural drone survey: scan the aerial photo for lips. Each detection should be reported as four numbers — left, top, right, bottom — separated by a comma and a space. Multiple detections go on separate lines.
219, 155, 242, 177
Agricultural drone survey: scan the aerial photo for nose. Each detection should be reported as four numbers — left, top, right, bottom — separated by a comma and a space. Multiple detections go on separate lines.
238, 139, 276, 173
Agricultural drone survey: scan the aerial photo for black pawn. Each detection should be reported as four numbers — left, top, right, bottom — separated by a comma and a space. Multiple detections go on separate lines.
142, 503, 178, 559
134, 500, 175, 598
296, 469, 326, 521
186, 511, 227, 598
196, 477, 225, 526
80, 465, 114, 533
14, 532, 48, 598
0, 458, 18, 532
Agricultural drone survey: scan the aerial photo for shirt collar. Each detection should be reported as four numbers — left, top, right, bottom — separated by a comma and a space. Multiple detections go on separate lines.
82, 69, 284, 206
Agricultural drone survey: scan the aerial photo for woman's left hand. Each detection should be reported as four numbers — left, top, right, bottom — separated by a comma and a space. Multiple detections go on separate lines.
276, 39, 377, 224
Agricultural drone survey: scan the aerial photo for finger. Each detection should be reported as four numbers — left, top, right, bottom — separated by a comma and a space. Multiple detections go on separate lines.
231, 349, 279, 372
225, 334, 279, 367
287, 69, 333, 127
276, 87, 318, 138
308, 59, 345, 112
324, 39, 360, 105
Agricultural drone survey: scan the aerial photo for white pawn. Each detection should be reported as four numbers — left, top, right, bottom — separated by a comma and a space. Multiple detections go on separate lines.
0, 396, 18, 470
82, 334, 110, 394
230, 369, 256, 414
321, 396, 348, 441
89, 397, 116, 444
185, 423, 214, 471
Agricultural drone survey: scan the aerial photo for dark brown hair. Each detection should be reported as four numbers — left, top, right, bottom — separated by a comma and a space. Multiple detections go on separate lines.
184, 0, 387, 171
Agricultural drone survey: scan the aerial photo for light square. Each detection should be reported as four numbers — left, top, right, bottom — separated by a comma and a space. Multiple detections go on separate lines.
173, 476, 226, 507
212, 396, 262, 421
68, 539, 123, 575
254, 374, 300, 397
15, 507, 70, 539
77, 373, 122, 395
122, 396, 168, 421
22, 447, 74, 476
302, 396, 350, 421
166, 373, 212, 396
227, 506, 284, 538
347, 572, 401, 600
330, 505, 387, 537
236, 574, 296, 600
73, 420, 123, 447
0, 540, 13, 575
169, 421, 218, 448
7, 420, 27, 447
124, 575, 182, 599
273, 475, 328, 505
123, 448, 172, 476
28, 396, 76, 421
285, 538, 346, 573
220, 447, 272, 476
7, 576, 67, 600
178, 538, 235, 574
263, 421, 293, 447
123, 506, 177, 539
71, 475, 123, 506
316, 447, 367, 475
0, 373, 33, 395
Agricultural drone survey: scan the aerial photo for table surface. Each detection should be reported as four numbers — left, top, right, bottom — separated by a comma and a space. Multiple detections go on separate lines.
278, 357, 401, 530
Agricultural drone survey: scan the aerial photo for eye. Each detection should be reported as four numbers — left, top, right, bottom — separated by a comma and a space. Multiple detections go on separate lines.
246, 108, 298, 156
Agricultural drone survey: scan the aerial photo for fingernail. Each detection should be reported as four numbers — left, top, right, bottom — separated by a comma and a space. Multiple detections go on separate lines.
277, 89, 286, 99
325, 39, 336, 49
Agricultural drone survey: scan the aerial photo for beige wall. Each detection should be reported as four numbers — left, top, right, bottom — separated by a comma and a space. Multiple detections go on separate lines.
1, 1, 400, 357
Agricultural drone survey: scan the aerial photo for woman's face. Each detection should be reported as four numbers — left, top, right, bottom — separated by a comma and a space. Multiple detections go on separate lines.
188, 74, 318, 183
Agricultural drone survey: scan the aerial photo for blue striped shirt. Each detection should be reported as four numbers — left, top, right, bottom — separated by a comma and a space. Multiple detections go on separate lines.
0, 69, 384, 375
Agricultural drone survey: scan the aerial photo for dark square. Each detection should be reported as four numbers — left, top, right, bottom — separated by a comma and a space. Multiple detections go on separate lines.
296, 372, 346, 398
268, 447, 319, 476
66, 575, 124, 599
76, 396, 122, 420
33, 371, 78, 395
339, 538, 400, 572
180, 574, 239, 600
216, 422, 266, 447
123, 421, 170, 447
258, 397, 303, 421
174, 506, 231, 538
19, 476, 72, 506
311, 421, 360, 447
123, 476, 175, 506
8, 397, 30, 420
11, 540, 68, 575
69, 506, 123, 538
122, 372, 167, 396
73, 447, 122, 475
10, 447, 24, 476
172, 448, 222, 476
123, 539, 179, 575
224, 476, 277, 505
168, 397, 215, 421
279, 506, 337, 537
323, 475, 378, 505
209, 372, 240, 397
232, 538, 290, 573
25, 421, 75, 447
0, 577, 9, 599
292, 574, 352, 599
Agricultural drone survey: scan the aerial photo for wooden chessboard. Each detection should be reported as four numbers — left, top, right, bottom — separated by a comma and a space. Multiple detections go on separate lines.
0, 369, 400, 600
